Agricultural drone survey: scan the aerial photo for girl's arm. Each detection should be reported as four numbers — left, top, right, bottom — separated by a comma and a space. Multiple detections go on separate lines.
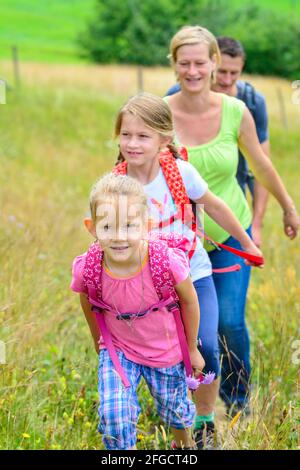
195, 191, 263, 263
238, 107, 300, 239
174, 276, 205, 374
80, 293, 101, 354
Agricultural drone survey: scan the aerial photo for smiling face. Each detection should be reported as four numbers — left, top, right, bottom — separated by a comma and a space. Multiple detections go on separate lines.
119, 112, 169, 168
213, 54, 244, 95
91, 195, 147, 266
175, 42, 216, 93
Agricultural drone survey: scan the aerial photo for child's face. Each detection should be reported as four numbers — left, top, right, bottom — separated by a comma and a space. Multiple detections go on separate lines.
119, 113, 170, 167
86, 196, 147, 265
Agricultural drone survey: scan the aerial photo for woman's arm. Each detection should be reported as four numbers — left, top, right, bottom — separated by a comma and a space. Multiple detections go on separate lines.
238, 108, 300, 239
80, 293, 101, 354
252, 139, 270, 247
195, 190, 263, 262
175, 276, 205, 374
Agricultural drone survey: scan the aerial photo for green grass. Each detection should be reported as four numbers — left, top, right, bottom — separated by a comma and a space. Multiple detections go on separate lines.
0, 69, 299, 449
0, 0, 95, 63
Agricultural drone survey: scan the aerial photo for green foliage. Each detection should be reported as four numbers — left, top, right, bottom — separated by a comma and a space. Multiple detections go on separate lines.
78, 0, 178, 65
225, 4, 300, 80
79, 0, 300, 78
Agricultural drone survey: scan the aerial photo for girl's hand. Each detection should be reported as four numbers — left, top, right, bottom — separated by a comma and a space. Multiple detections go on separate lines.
241, 239, 264, 268
283, 206, 300, 240
189, 348, 205, 376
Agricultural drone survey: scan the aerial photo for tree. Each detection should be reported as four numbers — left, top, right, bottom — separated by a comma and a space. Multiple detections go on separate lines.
78, 0, 300, 79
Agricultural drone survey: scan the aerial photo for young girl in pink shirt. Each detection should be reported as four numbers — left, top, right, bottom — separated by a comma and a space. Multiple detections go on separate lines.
70, 173, 205, 450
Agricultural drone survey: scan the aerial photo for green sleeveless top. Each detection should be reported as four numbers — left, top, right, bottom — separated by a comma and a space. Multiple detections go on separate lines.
165, 93, 252, 252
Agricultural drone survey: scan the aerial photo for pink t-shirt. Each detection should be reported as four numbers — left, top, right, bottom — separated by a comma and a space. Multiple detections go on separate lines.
70, 247, 190, 368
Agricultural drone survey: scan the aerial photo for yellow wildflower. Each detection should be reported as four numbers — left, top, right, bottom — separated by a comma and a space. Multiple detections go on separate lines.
229, 410, 242, 429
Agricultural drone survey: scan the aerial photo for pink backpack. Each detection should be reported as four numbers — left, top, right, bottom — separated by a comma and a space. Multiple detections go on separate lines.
82, 232, 215, 390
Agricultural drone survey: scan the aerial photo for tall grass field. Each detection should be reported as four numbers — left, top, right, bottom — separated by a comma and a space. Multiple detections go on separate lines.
0, 62, 300, 450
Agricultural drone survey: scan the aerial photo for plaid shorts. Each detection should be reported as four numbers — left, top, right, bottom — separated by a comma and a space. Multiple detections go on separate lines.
98, 349, 196, 450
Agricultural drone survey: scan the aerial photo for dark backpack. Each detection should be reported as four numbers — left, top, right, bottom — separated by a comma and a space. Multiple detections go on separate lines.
238, 81, 257, 117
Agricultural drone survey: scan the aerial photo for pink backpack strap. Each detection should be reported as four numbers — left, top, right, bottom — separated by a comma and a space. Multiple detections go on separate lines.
148, 237, 194, 379
82, 241, 103, 298
82, 242, 131, 388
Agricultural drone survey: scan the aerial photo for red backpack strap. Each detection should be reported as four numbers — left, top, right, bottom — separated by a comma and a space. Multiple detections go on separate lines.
159, 152, 195, 233
159, 152, 190, 208
112, 161, 128, 175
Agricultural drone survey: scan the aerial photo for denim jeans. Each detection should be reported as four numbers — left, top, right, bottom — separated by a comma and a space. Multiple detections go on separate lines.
209, 227, 252, 408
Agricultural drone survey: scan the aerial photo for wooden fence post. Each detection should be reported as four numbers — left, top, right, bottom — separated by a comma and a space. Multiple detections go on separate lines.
276, 88, 288, 129
12, 45, 21, 90
0, 79, 6, 104
137, 66, 144, 92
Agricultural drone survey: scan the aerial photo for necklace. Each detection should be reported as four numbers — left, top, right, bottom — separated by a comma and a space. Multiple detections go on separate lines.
104, 244, 146, 329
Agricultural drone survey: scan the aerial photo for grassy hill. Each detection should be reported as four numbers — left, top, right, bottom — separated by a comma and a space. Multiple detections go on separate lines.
0, 0, 299, 64
0, 0, 94, 63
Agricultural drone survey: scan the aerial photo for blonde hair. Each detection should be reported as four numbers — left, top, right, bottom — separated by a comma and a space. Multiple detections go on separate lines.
114, 92, 182, 164
168, 25, 221, 82
89, 173, 148, 223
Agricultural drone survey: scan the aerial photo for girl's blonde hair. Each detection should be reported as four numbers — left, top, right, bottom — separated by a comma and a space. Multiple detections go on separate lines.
168, 25, 221, 82
89, 173, 148, 223
114, 92, 182, 164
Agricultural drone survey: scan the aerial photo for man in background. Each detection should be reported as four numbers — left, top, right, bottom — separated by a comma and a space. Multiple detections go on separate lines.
166, 36, 270, 248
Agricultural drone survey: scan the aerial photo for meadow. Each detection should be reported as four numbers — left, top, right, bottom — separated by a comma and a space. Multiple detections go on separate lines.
0, 61, 299, 450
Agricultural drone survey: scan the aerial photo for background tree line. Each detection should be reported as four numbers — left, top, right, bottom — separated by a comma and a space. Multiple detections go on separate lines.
78, 0, 300, 79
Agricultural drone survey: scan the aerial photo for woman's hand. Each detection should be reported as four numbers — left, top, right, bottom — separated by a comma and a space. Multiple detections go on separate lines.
241, 239, 264, 268
189, 348, 205, 376
251, 222, 262, 248
283, 206, 300, 240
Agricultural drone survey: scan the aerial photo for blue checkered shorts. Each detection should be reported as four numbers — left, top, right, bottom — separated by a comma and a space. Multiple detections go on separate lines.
97, 349, 196, 450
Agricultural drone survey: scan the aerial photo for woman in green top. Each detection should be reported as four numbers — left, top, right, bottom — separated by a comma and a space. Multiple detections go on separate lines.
166, 25, 300, 431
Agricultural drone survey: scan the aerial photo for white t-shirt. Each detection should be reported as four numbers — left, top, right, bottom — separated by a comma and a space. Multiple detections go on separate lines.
144, 159, 212, 281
